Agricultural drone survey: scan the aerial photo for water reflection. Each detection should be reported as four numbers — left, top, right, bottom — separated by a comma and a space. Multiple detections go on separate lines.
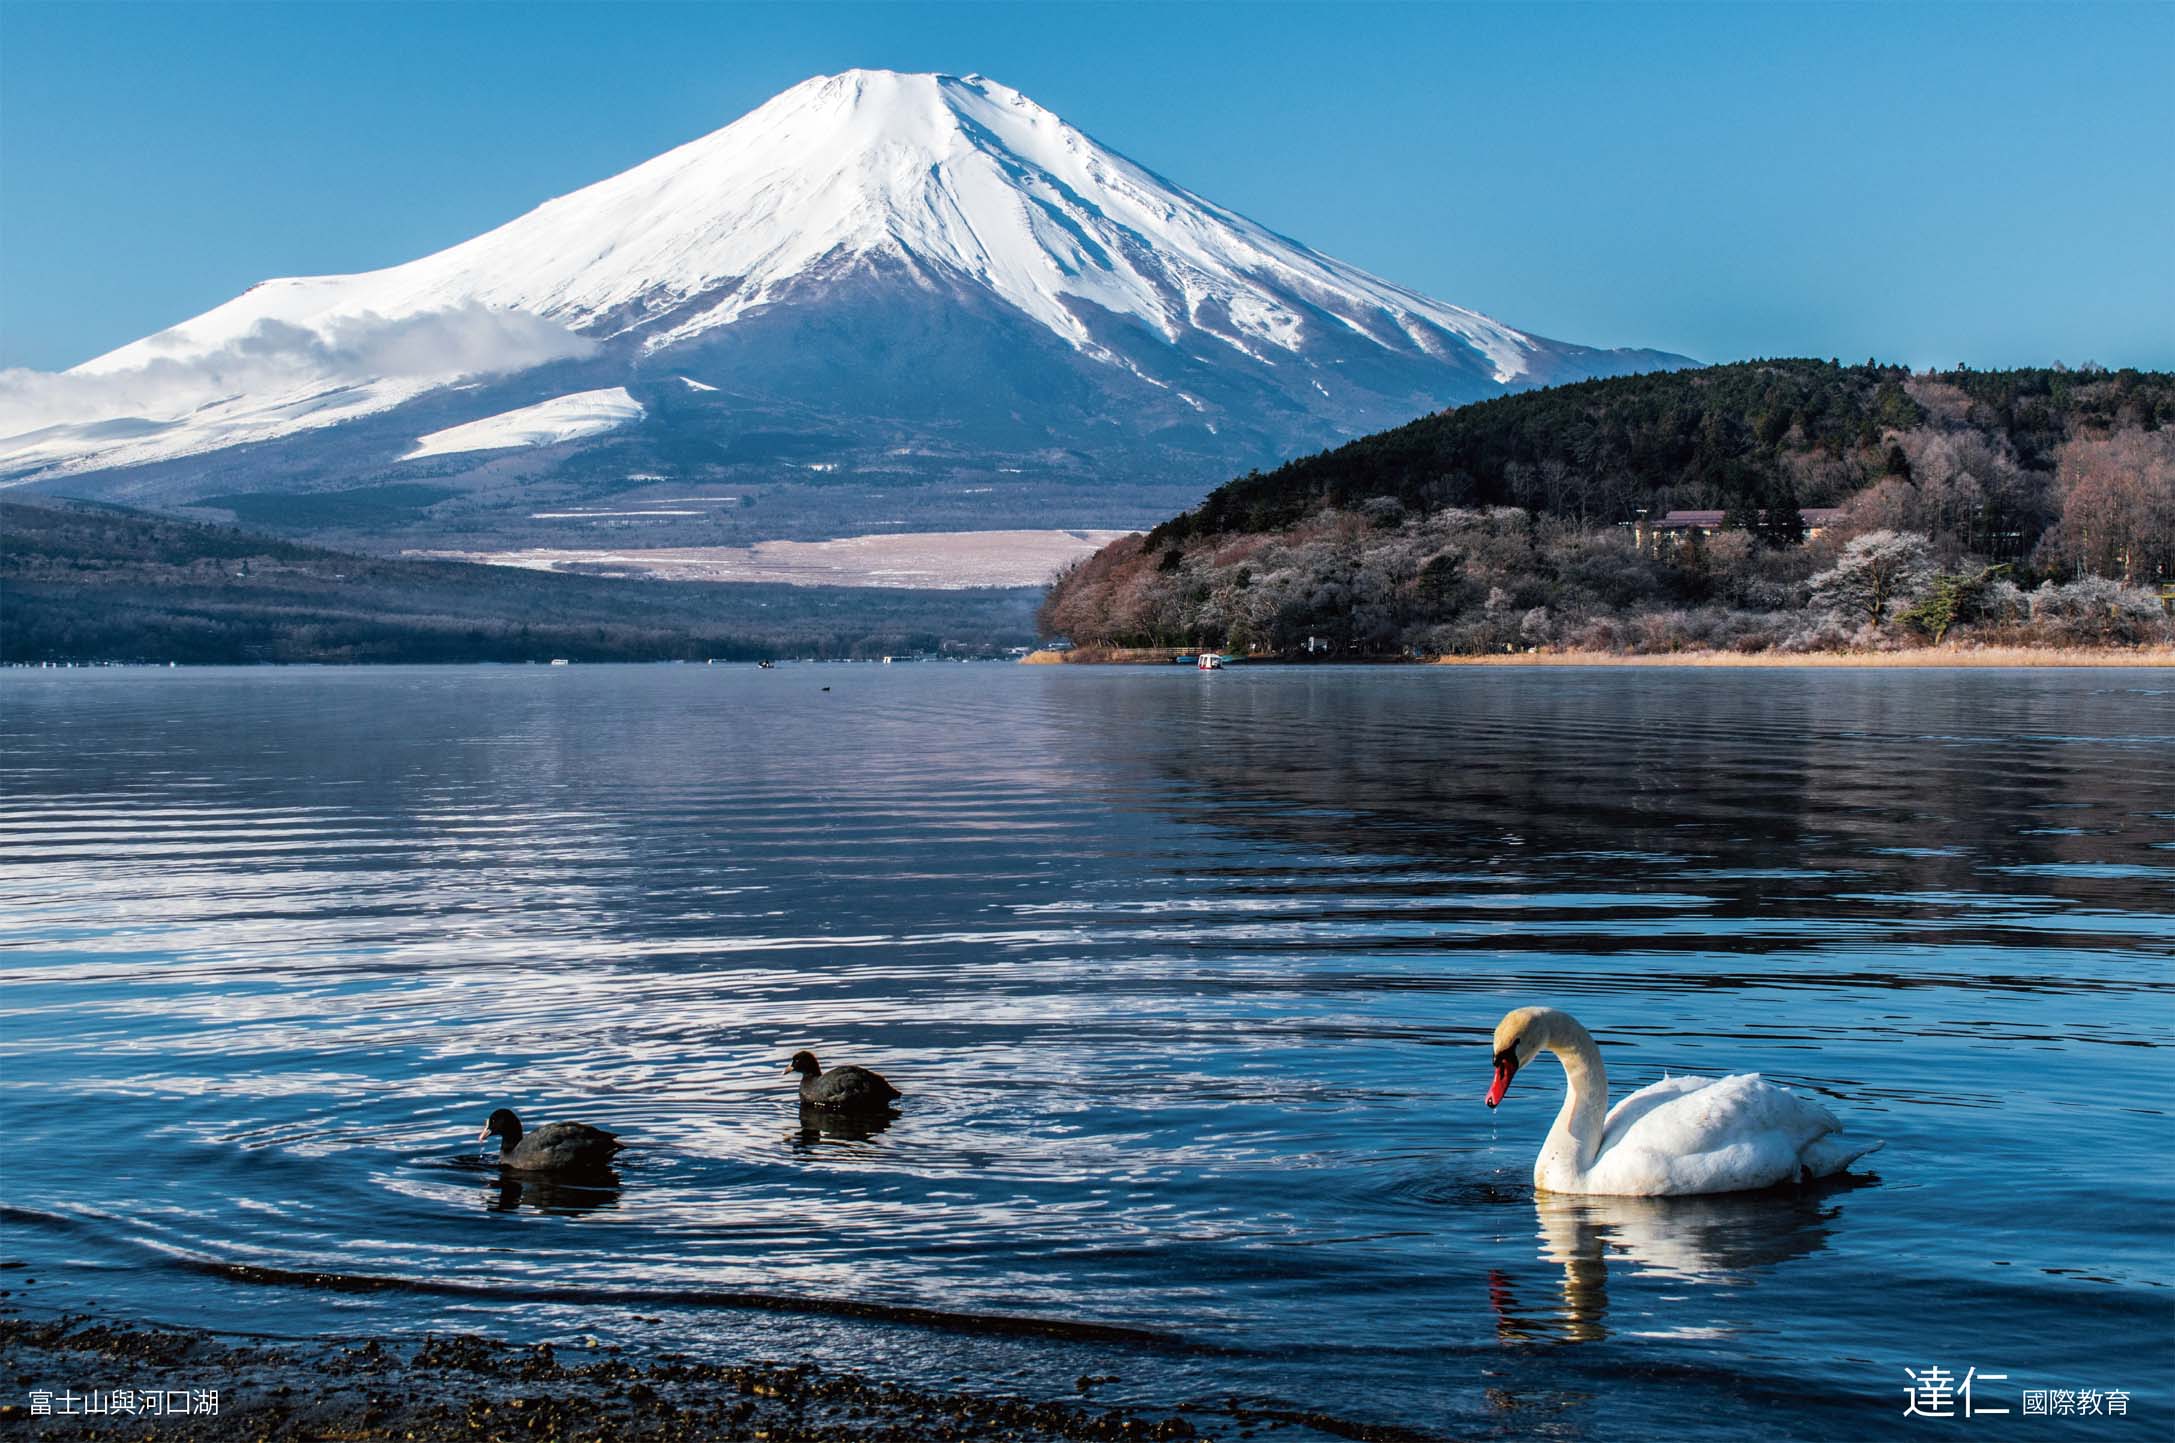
487, 1173, 623, 1215
1493, 1184, 1850, 1344
1112, 669, 2167, 939
444, 1153, 625, 1215
793, 1103, 898, 1146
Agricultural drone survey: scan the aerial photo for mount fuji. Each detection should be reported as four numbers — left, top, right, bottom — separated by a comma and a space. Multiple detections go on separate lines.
2, 70, 1693, 548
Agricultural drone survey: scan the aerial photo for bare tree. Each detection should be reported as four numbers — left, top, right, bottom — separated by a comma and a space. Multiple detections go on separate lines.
2041, 433, 2175, 583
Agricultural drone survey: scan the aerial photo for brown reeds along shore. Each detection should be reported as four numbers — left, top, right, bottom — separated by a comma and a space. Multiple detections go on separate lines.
1023, 645, 2174, 668
1431, 644, 2175, 668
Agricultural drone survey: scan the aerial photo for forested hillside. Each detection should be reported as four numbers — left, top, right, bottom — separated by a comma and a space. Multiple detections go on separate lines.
0, 500, 1035, 664
1042, 361, 2174, 656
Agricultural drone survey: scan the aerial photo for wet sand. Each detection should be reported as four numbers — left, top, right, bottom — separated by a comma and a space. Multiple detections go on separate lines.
0, 1315, 1447, 1443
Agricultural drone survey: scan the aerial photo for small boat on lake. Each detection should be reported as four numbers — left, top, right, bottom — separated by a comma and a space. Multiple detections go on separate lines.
1196, 652, 1225, 670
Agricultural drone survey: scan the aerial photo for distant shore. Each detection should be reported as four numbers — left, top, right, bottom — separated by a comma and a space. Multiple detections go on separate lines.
1024, 645, 2173, 668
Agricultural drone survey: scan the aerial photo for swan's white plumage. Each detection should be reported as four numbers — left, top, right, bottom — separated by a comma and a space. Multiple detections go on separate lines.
1495, 1007, 1884, 1197
1576, 1072, 1881, 1195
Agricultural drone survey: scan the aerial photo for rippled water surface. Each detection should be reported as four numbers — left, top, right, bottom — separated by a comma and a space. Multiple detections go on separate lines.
3, 665, 2170, 1438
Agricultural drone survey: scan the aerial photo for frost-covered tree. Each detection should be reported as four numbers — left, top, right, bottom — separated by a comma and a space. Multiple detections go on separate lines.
1808, 530, 1936, 627
2028, 577, 2170, 645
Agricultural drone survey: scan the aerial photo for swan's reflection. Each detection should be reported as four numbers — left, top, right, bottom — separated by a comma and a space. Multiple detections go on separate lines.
486, 1172, 623, 1215
791, 1102, 897, 1147
1494, 1183, 1852, 1344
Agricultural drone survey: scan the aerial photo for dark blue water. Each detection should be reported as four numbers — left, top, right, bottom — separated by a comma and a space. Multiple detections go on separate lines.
3, 665, 2170, 1439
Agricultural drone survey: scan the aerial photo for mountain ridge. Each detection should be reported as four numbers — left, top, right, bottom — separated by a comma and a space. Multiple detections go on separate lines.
0, 496, 1038, 663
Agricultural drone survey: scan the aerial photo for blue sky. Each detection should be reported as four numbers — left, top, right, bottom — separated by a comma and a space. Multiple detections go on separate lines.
3, 1, 2170, 373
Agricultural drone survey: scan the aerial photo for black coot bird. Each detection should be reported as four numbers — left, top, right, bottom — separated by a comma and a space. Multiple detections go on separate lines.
478, 1108, 624, 1177
788, 1051, 901, 1114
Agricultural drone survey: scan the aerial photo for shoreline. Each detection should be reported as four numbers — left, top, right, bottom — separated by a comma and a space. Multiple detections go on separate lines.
1429, 644, 2175, 668
1024, 645, 2173, 668
0, 1314, 1239, 1443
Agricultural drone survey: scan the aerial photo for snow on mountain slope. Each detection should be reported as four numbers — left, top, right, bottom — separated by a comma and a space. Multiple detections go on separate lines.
403, 387, 644, 459
1, 69, 1693, 488
76, 72, 1529, 376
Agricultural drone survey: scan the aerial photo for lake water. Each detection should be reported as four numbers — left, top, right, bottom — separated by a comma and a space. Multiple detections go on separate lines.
2, 665, 2169, 1439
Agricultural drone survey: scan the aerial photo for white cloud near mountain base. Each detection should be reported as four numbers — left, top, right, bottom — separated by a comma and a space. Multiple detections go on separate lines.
0, 303, 594, 435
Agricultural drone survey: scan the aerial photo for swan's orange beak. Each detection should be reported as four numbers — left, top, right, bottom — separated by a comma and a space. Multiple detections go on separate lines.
1486, 1051, 1517, 1108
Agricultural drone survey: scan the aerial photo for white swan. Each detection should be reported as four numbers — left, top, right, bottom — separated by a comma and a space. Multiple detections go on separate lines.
1485, 1007, 1883, 1196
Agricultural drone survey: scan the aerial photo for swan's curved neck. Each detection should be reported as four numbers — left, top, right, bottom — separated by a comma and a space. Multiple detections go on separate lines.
1538, 1014, 1609, 1180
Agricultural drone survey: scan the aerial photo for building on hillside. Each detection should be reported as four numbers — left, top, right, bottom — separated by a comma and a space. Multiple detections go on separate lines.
1632, 508, 1844, 549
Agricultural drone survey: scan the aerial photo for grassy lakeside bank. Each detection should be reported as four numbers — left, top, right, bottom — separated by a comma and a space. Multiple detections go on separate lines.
1430, 644, 2175, 667
1022, 644, 2172, 667
1021, 646, 1191, 664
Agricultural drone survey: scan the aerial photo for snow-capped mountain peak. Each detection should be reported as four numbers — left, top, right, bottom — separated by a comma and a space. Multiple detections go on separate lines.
5, 70, 1692, 492
80, 70, 1527, 381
